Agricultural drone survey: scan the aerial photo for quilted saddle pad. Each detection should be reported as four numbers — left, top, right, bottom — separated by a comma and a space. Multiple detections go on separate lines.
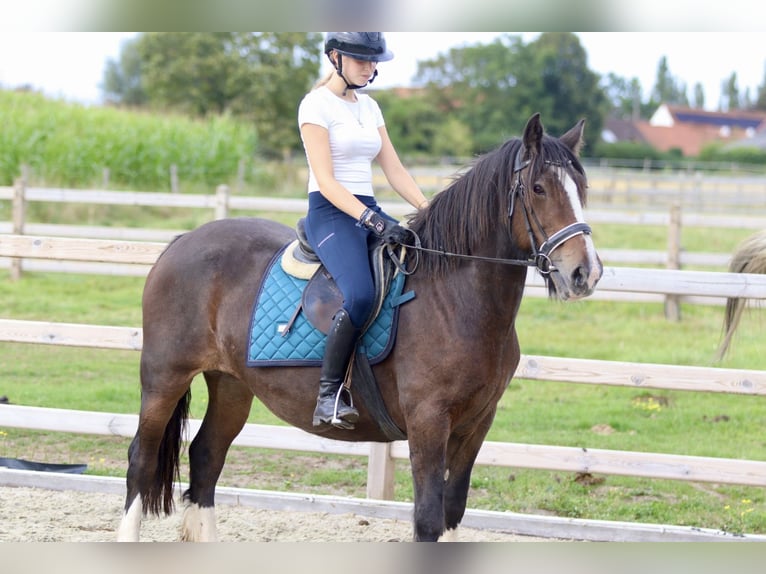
246, 245, 409, 367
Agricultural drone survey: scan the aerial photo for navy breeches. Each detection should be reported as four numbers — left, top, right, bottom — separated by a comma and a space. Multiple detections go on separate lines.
305, 193, 395, 328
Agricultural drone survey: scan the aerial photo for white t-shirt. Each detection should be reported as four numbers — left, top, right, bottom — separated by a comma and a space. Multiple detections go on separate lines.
298, 85, 385, 197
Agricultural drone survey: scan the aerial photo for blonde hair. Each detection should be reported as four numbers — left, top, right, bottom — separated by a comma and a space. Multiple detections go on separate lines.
312, 70, 334, 90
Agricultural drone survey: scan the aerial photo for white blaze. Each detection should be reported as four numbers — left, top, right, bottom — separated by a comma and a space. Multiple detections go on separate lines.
556, 167, 601, 286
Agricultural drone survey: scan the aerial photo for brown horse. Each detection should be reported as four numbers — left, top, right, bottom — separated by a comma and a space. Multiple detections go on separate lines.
117, 113, 602, 542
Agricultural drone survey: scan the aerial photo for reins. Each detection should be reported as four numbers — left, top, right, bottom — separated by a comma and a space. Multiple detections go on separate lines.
390, 145, 592, 277
394, 232, 540, 271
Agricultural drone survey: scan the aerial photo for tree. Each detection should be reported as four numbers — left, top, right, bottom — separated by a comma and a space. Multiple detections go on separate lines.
415, 33, 606, 154
755, 62, 766, 111
431, 116, 474, 159
225, 33, 324, 157
692, 82, 705, 109
372, 89, 446, 157
516, 33, 607, 149
651, 56, 688, 107
603, 73, 638, 119
602, 73, 659, 119
137, 33, 238, 116
115, 33, 322, 157
741, 87, 753, 110
416, 34, 525, 152
102, 37, 147, 106
721, 72, 741, 111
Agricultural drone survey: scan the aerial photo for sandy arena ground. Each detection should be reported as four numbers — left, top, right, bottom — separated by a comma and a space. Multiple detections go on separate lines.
0, 485, 545, 542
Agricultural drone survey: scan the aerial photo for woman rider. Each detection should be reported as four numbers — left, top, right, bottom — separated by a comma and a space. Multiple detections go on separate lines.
298, 32, 428, 430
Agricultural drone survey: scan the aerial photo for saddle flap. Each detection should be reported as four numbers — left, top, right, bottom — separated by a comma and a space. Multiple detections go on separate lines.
300, 243, 399, 335
301, 267, 343, 335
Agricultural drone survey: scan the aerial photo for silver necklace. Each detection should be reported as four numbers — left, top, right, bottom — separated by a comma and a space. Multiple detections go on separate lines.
346, 100, 363, 127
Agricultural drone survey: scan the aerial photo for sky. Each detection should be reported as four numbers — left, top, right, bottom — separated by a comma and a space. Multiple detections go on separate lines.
0, 32, 764, 111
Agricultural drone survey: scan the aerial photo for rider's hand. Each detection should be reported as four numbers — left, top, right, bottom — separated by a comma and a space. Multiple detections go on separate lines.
381, 224, 410, 245
359, 208, 410, 245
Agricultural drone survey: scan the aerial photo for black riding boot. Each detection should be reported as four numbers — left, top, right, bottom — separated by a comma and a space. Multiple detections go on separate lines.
312, 308, 360, 429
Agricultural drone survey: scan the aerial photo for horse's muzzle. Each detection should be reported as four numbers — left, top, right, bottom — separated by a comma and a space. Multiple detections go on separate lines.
549, 245, 602, 301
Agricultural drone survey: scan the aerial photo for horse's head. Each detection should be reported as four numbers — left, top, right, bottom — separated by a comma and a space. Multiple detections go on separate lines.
510, 113, 602, 300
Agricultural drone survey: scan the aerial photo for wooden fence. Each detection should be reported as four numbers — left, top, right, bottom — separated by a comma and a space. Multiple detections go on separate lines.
3, 182, 766, 311
402, 163, 766, 212
1, 235, 765, 497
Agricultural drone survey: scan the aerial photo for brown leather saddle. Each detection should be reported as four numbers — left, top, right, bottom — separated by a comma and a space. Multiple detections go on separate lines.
281, 218, 398, 336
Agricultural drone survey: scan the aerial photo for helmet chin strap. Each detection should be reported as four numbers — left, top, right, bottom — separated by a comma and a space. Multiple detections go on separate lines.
331, 53, 378, 96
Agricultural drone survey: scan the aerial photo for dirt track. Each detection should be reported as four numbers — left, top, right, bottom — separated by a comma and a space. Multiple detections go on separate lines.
0, 485, 544, 542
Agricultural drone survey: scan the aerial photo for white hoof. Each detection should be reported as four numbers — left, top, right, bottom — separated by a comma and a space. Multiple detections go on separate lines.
180, 502, 218, 542
116, 496, 142, 542
439, 527, 460, 542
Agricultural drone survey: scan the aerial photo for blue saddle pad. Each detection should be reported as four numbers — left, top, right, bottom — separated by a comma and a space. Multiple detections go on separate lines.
246, 246, 410, 367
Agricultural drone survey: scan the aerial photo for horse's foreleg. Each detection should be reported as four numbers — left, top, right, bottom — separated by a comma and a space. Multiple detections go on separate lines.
181, 372, 254, 542
408, 422, 450, 542
442, 411, 496, 541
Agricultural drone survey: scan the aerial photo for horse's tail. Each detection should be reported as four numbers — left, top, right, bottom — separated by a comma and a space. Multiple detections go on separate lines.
144, 389, 191, 516
716, 230, 766, 360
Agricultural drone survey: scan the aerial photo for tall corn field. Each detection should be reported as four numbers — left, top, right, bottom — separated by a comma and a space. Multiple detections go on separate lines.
0, 90, 257, 190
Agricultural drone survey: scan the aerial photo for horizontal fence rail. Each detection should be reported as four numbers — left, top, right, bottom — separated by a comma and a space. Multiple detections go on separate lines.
4, 184, 766, 224
0, 221, 744, 268
1, 404, 765, 489
2, 235, 766, 302
1, 318, 764, 396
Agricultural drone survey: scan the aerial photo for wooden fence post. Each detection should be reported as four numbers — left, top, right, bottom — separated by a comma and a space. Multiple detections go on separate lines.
665, 202, 682, 321
10, 173, 27, 281
236, 159, 245, 193
215, 185, 230, 220
366, 442, 396, 500
170, 164, 179, 194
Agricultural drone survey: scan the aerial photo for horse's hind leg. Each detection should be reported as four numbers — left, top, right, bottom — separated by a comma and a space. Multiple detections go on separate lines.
181, 371, 254, 542
118, 376, 192, 542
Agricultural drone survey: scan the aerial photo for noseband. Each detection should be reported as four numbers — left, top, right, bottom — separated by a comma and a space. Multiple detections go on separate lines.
509, 147, 592, 275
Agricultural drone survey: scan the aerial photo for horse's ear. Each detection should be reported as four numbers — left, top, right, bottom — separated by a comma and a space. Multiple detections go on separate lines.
560, 119, 586, 156
522, 113, 544, 156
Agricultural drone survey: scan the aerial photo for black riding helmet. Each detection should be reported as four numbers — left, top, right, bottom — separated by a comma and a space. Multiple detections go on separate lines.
324, 32, 393, 94
324, 32, 394, 62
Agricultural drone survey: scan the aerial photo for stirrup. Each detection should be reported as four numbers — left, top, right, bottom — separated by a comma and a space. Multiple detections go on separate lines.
312, 386, 358, 429
331, 387, 357, 430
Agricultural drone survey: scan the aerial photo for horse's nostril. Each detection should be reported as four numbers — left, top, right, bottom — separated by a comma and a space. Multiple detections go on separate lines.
572, 266, 587, 289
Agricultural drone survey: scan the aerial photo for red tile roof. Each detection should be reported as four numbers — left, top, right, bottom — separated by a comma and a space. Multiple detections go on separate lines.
631, 104, 766, 156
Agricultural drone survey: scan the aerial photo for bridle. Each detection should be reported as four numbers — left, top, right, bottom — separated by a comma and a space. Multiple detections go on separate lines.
509, 147, 593, 275
393, 146, 592, 276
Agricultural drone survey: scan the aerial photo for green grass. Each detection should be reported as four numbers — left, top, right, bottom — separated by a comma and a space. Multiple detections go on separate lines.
1, 209, 765, 534
593, 222, 755, 256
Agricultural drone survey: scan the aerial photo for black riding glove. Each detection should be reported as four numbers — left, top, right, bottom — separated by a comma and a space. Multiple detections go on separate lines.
358, 208, 410, 245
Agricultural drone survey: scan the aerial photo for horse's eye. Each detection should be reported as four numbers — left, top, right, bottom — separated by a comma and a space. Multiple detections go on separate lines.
532, 184, 545, 195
